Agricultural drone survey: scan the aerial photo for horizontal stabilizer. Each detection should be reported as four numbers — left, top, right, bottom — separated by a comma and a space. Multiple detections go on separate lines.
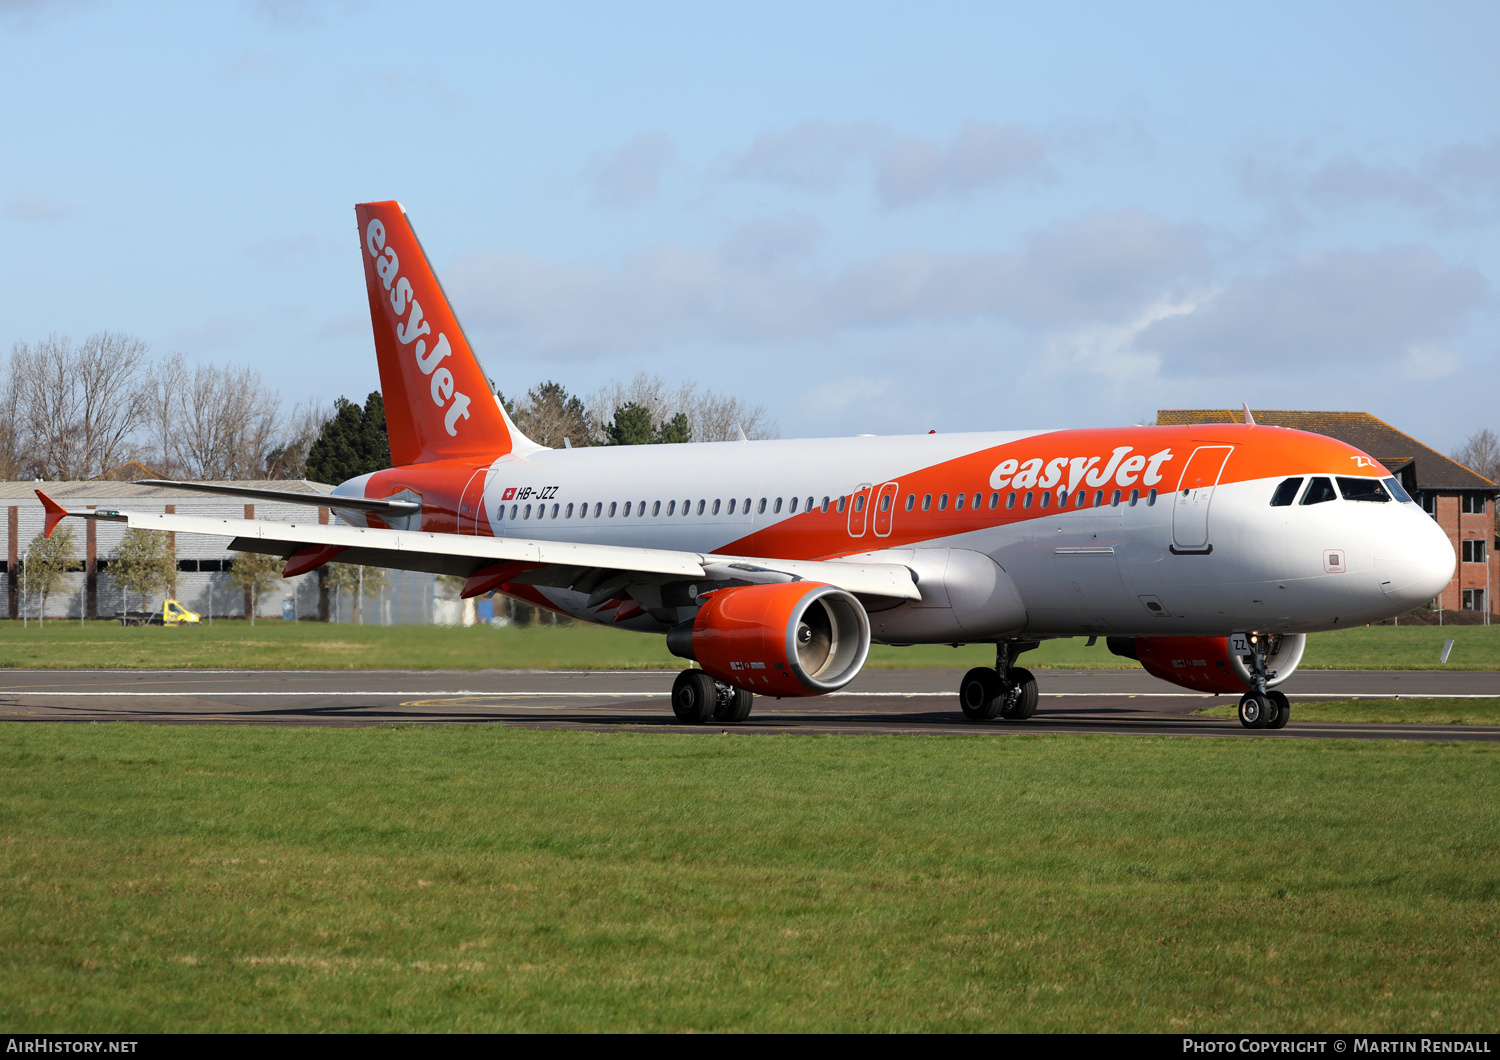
134, 480, 420, 515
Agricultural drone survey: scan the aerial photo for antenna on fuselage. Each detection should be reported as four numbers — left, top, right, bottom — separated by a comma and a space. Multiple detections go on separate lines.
1242, 403, 1256, 427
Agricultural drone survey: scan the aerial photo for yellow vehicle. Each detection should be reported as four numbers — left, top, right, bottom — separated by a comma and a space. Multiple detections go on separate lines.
163, 599, 201, 626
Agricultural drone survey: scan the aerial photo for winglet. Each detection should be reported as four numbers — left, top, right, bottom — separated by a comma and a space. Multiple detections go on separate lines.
35, 490, 68, 538
1242, 403, 1256, 427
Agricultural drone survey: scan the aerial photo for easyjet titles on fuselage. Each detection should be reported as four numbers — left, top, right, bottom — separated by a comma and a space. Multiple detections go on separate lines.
990, 446, 1174, 494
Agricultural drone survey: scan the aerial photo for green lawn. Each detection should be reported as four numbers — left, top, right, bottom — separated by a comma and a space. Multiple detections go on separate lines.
1196, 698, 1500, 726
0, 620, 1495, 671
0, 725, 1495, 1032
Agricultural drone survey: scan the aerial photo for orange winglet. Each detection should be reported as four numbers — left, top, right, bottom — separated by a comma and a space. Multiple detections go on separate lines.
35, 490, 68, 538
461, 560, 542, 599
282, 545, 349, 579
613, 599, 645, 623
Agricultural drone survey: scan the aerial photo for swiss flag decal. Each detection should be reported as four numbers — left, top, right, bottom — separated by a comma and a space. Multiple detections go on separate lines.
501, 487, 516, 501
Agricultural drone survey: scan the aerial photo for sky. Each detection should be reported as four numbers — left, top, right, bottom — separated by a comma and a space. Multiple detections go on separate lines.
2, 0, 1497, 450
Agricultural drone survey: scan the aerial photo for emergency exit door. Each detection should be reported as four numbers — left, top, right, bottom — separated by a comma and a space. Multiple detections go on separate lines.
1171, 446, 1233, 553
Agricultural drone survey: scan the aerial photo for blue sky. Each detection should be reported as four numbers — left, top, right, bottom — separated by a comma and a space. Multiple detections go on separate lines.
3, 0, 1497, 448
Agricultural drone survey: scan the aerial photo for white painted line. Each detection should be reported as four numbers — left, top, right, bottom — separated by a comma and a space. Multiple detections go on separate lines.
1, 689, 1495, 700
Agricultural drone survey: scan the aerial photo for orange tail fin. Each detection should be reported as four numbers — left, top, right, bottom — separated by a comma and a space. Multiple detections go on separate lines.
355, 201, 515, 466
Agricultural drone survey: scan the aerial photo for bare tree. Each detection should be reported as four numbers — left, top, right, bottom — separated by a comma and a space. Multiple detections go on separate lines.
139, 352, 188, 478
0, 353, 29, 480
175, 362, 282, 479
1453, 428, 1500, 484
587, 373, 778, 444
266, 399, 330, 480
11, 332, 149, 479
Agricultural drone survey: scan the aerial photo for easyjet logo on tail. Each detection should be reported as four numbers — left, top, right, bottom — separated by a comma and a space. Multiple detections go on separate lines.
990, 446, 1174, 493
365, 218, 472, 438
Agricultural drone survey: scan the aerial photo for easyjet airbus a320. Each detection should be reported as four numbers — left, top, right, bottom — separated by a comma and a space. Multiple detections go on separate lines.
39, 201, 1456, 729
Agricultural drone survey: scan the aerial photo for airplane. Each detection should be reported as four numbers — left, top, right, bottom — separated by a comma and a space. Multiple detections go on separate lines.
36, 200, 1456, 730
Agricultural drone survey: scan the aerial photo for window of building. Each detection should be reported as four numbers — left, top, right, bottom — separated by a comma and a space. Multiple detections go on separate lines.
1463, 494, 1487, 515
905, 494, 915, 511
1421, 493, 1437, 518
1301, 477, 1338, 505
1462, 539, 1487, 564
1270, 478, 1304, 506
1337, 477, 1390, 503
922, 494, 932, 511
1463, 589, 1486, 611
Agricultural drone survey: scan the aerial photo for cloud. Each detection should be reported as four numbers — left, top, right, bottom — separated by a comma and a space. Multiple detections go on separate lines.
586, 131, 677, 208
876, 122, 1054, 207
3, 190, 73, 221
1136, 244, 1489, 368
719, 120, 888, 192
445, 208, 1210, 356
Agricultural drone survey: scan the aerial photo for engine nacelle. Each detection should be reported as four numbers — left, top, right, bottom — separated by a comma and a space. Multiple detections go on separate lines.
667, 582, 871, 697
1107, 634, 1306, 693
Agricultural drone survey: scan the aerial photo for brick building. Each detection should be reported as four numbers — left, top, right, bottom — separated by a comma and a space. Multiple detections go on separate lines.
1158, 410, 1498, 621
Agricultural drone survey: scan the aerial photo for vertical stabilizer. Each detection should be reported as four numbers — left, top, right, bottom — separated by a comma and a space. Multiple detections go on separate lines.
355, 200, 521, 465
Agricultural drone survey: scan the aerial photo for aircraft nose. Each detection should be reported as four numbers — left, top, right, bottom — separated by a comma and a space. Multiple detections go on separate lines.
1375, 510, 1456, 610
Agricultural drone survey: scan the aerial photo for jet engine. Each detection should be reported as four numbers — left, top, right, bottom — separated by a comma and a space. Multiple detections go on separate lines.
667, 582, 871, 697
1107, 634, 1306, 694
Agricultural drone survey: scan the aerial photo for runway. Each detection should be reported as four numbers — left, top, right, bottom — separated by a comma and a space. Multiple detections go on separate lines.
0, 667, 1496, 741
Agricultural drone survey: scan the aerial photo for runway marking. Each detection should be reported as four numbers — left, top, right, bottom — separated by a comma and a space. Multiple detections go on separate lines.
1, 689, 1495, 699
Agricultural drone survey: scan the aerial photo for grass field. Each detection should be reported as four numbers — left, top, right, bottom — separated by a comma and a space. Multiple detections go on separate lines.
0, 724, 1496, 1032
1196, 698, 1500, 725
0, 620, 1496, 671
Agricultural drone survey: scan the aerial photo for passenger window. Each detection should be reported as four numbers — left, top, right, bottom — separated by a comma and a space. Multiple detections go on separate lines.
836, 496, 846, 513
566, 503, 574, 518
759, 498, 767, 514
880, 493, 891, 512
806, 496, 814, 512
939, 493, 949, 510
1040, 491, 1051, 509
989, 492, 999, 509
954, 493, 965, 511
1023, 492, 1033, 509
594, 502, 602, 518
1006, 492, 1016, 509
789, 497, 798, 514
1337, 477, 1390, 503
697, 499, 706, 515
905, 494, 915, 511
1129, 490, 1139, 507
728, 498, 736, 515
1058, 491, 1069, 508
1269, 478, 1304, 506
510, 505, 518, 520
654, 501, 662, 516
524, 504, 532, 519
775, 498, 784, 514
1301, 477, 1337, 505
1093, 490, 1103, 508
922, 494, 932, 511
666, 500, 675, 516
1147, 489, 1157, 506
973, 493, 982, 510
822, 497, 831, 512
639, 501, 647, 517
682, 499, 690, 516
1383, 477, 1414, 504
619, 502, 628, 517
743, 498, 751, 514
1111, 489, 1121, 506
712, 499, 720, 515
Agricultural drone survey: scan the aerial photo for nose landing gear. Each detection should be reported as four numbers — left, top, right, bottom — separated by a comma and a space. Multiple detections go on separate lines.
1236, 634, 1291, 730
959, 641, 1040, 722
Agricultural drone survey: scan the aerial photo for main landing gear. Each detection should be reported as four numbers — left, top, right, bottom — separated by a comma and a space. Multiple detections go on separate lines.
959, 641, 1040, 722
1237, 633, 1290, 730
671, 669, 754, 725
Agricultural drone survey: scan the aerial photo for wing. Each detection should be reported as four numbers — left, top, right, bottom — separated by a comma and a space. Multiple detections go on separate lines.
37, 493, 920, 619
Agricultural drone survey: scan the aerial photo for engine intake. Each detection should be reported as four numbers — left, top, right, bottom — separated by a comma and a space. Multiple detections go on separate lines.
1107, 634, 1306, 693
668, 582, 871, 697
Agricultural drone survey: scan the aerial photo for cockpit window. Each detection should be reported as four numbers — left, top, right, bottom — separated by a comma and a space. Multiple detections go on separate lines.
1382, 477, 1414, 504
1301, 477, 1338, 505
1270, 478, 1303, 506
1337, 477, 1390, 503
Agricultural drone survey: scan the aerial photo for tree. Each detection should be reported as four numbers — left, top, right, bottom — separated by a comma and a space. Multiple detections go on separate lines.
229, 551, 285, 626
324, 562, 390, 624
111, 527, 174, 623
655, 411, 691, 444
508, 381, 594, 448
1453, 428, 1500, 485
305, 392, 391, 484
20, 525, 79, 626
589, 372, 777, 445
175, 361, 282, 479
11, 332, 149, 480
265, 400, 330, 480
605, 402, 658, 446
